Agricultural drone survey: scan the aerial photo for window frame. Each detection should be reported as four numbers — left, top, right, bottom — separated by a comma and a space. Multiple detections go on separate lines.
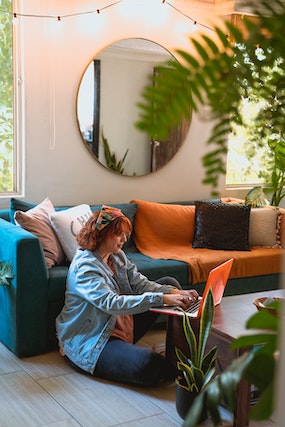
0, 0, 24, 199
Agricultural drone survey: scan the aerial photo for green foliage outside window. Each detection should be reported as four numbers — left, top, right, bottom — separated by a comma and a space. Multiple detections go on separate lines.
0, 0, 13, 192
227, 47, 285, 189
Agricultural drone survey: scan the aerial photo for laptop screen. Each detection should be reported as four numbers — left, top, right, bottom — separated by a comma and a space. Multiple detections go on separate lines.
197, 258, 234, 317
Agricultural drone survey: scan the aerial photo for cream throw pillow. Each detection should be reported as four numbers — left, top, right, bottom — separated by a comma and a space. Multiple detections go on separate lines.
14, 198, 65, 269
249, 207, 281, 248
50, 204, 92, 261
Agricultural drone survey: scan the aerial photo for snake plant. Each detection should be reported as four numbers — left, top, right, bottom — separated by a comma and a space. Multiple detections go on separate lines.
175, 289, 217, 393
183, 299, 281, 426
101, 131, 129, 174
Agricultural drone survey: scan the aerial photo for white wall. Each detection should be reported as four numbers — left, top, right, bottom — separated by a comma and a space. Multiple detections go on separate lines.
0, 0, 225, 209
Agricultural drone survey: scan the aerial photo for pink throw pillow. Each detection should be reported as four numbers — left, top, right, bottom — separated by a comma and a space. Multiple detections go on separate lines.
14, 198, 65, 269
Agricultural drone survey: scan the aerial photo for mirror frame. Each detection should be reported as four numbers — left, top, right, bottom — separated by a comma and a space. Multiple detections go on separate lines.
76, 38, 191, 176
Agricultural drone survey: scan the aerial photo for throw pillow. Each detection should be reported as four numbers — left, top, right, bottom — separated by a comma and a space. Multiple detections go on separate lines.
279, 208, 285, 248
192, 201, 251, 251
130, 199, 196, 248
50, 204, 92, 261
14, 198, 65, 269
249, 207, 281, 248
10, 198, 73, 222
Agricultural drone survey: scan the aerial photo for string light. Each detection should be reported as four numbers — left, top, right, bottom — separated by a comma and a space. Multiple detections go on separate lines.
12, 12, 18, 25
8, 1, 123, 22
0, 0, 214, 32
163, 1, 215, 32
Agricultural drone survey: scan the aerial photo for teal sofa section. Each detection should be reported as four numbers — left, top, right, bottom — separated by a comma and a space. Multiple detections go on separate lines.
0, 199, 281, 357
0, 218, 49, 356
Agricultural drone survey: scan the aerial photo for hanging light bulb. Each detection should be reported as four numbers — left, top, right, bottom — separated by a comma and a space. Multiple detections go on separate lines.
191, 20, 197, 32
12, 13, 19, 25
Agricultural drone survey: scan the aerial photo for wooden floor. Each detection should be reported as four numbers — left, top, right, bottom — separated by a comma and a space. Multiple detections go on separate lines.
0, 326, 275, 427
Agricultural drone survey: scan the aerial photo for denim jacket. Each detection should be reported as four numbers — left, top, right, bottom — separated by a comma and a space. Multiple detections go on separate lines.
56, 248, 174, 374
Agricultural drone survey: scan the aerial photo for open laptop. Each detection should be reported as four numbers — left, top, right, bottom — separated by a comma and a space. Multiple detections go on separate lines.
150, 258, 234, 318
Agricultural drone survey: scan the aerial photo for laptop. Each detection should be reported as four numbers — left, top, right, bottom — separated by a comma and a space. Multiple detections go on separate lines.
150, 258, 234, 318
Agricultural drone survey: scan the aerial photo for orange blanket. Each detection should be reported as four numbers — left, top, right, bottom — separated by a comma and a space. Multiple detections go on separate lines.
131, 199, 284, 284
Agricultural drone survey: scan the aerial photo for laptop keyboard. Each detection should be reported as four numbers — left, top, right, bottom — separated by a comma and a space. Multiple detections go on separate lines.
185, 299, 201, 313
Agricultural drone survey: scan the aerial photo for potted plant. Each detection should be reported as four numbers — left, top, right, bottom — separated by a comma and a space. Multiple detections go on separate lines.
182, 297, 281, 427
175, 289, 217, 421
244, 139, 285, 207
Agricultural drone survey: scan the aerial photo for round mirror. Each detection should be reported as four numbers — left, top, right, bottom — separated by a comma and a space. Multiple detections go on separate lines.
77, 38, 191, 176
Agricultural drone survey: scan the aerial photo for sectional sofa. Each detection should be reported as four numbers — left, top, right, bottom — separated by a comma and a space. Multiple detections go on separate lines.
0, 197, 283, 357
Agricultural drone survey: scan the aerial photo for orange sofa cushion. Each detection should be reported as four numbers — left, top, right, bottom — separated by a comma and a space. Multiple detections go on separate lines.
131, 199, 195, 249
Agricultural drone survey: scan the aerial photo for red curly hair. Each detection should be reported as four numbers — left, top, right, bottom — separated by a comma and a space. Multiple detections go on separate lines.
76, 210, 132, 251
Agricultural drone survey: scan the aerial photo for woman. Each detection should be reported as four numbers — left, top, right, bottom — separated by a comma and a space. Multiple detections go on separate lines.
56, 205, 198, 386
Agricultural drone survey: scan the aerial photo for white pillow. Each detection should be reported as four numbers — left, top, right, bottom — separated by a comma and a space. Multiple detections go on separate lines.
249, 207, 281, 248
50, 204, 92, 260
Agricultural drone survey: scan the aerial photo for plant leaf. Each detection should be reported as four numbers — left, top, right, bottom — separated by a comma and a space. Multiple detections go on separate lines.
183, 314, 198, 365
245, 186, 269, 207
197, 289, 214, 366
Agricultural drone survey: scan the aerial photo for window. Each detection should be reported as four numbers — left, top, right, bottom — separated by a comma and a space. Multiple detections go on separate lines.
226, 97, 271, 187
226, 45, 284, 189
0, 0, 21, 195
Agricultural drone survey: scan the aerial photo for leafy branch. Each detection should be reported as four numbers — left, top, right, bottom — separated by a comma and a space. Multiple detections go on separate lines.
136, 0, 285, 196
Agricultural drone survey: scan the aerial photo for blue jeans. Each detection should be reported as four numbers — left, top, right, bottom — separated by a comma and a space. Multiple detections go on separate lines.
65, 277, 181, 386
93, 276, 181, 386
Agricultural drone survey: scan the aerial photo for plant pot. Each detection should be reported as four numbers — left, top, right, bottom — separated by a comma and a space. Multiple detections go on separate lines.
176, 384, 207, 422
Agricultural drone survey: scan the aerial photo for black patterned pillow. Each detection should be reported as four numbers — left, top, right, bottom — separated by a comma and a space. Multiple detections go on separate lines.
192, 201, 251, 251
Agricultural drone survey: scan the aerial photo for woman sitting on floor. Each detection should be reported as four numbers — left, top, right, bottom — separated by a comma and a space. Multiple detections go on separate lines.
56, 205, 198, 386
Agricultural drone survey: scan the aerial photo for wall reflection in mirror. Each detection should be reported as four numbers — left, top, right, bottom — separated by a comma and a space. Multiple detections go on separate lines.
77, 38, 191, 176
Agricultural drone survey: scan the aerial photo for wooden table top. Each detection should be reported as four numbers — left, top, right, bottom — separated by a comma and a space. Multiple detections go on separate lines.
212, 289, 284, 340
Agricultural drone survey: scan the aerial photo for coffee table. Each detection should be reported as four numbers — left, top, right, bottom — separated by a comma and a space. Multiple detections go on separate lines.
165, 289, 284, 427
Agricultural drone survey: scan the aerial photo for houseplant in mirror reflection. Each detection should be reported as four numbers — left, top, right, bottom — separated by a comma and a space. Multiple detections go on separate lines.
101, 131, 129, 174
175, 289, 217, 422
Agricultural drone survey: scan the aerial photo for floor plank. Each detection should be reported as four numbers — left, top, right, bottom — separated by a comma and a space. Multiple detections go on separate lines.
0, 371, 72, 426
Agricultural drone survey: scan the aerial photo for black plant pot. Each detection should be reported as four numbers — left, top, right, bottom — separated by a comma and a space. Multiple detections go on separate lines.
176, 384, 208, 422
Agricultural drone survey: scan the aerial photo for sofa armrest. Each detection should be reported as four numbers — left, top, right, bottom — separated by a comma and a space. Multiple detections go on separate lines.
0, 209, 10, 221
0, 219, 49, 356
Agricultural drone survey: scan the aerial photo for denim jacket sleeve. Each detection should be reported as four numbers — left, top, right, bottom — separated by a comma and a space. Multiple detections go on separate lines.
72, 250, 172, 315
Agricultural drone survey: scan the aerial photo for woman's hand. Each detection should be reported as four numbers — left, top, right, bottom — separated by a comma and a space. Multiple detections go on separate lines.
163, 289, 199, 309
